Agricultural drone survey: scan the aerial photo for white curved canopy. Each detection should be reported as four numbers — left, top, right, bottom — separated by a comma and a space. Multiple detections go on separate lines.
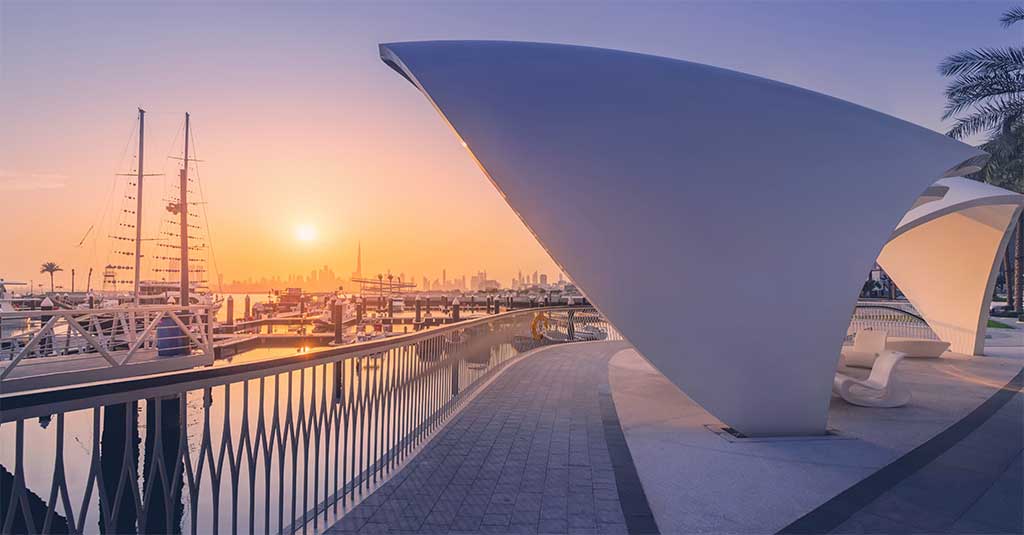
381, 40, 986, 435
879, 177, 1023, 355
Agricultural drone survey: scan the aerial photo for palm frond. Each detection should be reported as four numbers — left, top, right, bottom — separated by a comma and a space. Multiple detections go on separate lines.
945, 97, 1024, 139
938, 47, 1024, 77
975, 122, 1024, 191
1001, 7, 1024, 27
942, 71, 1024, 118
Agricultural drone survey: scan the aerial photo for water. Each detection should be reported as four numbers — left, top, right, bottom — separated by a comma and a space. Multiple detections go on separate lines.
215, 292, 272, 323
0, 311, 600, 534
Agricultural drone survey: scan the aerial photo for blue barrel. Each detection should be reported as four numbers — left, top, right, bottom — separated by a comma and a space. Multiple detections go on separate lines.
156, 315, 189, 357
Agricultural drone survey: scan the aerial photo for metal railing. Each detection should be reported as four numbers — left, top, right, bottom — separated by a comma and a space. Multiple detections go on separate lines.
0, 305, 215, 381
846, 304, 938, 343
0, 306, 619, 535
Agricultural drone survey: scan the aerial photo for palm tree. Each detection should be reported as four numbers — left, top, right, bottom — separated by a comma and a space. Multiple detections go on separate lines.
940, 7, 1024, 312
40, 262, 63, 293
939, 8, 1024, 142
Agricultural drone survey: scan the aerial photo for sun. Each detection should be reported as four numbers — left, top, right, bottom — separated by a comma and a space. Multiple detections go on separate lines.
295, 224, 317, 243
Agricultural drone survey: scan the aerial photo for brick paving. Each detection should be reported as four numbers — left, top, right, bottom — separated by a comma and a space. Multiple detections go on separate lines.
326, 342, 646, 534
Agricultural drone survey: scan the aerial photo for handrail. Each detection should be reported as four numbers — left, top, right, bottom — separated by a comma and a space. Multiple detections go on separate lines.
0, 305, 618, 535
0, 304, 216, 383
0, 306, 571, 413
848, 303, 938, 342
853, 304, 927, 323
0, 303, 214, 321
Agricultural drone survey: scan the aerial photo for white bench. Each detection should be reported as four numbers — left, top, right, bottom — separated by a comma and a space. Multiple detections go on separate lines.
840, 330, 888, 369
885, 337, 949, 358
834, 350, 911, 408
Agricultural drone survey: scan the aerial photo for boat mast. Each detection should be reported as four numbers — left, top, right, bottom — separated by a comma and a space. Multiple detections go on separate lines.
180, 112, 190, 308
134, 108, 145, 305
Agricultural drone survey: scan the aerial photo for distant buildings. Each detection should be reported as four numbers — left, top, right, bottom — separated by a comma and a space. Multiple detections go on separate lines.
223, 248, 557, 294
223, 264, 344, 293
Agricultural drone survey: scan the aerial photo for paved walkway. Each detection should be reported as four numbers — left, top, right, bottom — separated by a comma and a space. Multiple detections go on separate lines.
326, 341, 657, 534
783, 368, 1023, 534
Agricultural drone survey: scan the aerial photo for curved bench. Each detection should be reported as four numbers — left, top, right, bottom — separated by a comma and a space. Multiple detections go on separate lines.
834, 350, 911, 408
886, 337, 950, 358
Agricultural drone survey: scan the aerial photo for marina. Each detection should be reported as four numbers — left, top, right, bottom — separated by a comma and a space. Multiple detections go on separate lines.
4, 4, 1023, 535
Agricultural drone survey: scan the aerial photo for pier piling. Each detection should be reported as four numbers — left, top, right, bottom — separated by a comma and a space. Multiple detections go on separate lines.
244, 295, 251, 320
333, 302, 344, 344
226, 296, 234, 326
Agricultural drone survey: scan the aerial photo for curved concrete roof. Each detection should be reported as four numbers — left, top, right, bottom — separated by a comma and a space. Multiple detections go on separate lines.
380, 40, 987, 435
880, 177, 1024, 355
892, 177, 1024, 239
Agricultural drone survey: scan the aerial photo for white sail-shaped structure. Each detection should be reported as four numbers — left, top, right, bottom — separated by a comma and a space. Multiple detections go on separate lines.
879, 178, 1023, 356
380, 40, 986, 435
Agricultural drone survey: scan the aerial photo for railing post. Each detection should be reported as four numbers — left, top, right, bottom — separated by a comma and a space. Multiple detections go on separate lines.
334, 301, 345, 344
207, 306, 215, 354
567, 308, 576, 341
451, 357, 460, 398
40, 297, 54, 356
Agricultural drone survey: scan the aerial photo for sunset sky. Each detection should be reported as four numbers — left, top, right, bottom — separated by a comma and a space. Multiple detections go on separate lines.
1, 1, 1019, 290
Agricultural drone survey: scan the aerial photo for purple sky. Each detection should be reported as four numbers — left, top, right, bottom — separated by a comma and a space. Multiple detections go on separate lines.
1, 1, 1020, 286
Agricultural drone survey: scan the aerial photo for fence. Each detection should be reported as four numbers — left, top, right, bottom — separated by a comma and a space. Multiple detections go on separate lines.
0, 305, 215, 383
845, 304, 938, 343
0, 306, 618, 535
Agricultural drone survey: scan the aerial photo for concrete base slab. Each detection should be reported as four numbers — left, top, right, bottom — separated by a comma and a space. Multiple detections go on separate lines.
608, 348, 1023, 534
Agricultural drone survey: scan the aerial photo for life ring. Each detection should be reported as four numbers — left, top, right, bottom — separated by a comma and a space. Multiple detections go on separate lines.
531, 312, 550, 340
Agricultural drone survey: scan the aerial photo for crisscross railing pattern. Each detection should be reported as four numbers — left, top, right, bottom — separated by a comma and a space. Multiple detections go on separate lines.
0, 306, 618, 534
1, 305, 215, 381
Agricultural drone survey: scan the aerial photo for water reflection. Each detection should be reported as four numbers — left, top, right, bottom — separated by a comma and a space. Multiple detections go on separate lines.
99, 403, 139, 534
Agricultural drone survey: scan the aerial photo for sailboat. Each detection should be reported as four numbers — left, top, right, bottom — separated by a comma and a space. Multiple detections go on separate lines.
102, 109, 222, 313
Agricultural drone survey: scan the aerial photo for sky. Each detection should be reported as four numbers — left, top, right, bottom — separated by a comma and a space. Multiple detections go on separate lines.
1, 0, 1021, 291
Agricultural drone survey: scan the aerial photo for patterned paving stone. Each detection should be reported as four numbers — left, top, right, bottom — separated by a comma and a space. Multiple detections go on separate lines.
325, 343, 656, 534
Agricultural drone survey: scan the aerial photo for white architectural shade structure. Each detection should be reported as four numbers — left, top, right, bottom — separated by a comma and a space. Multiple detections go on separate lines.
878, 178, 1023, 356
380, 41, 987, 435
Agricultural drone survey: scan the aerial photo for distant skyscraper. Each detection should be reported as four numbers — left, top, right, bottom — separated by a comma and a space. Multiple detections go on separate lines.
540, 274, 548, 285
532, 271, 539, 285
442, 269, 447, 287
352, 241, 362, 280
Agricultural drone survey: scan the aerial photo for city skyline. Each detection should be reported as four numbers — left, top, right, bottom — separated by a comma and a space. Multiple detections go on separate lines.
217, 262, 564, 294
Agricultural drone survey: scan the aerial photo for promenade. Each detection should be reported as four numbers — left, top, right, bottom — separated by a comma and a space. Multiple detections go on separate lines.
327, 341, 657, 534
327, 336, 1022, 534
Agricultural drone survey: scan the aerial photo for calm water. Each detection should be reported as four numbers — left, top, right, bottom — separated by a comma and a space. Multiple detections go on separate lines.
214, 293, 272, 323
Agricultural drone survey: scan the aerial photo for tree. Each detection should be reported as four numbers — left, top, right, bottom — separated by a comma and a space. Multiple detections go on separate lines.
939, 8, 1024, 143
940, 7, 1024, 312
39, 262, 63, 293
